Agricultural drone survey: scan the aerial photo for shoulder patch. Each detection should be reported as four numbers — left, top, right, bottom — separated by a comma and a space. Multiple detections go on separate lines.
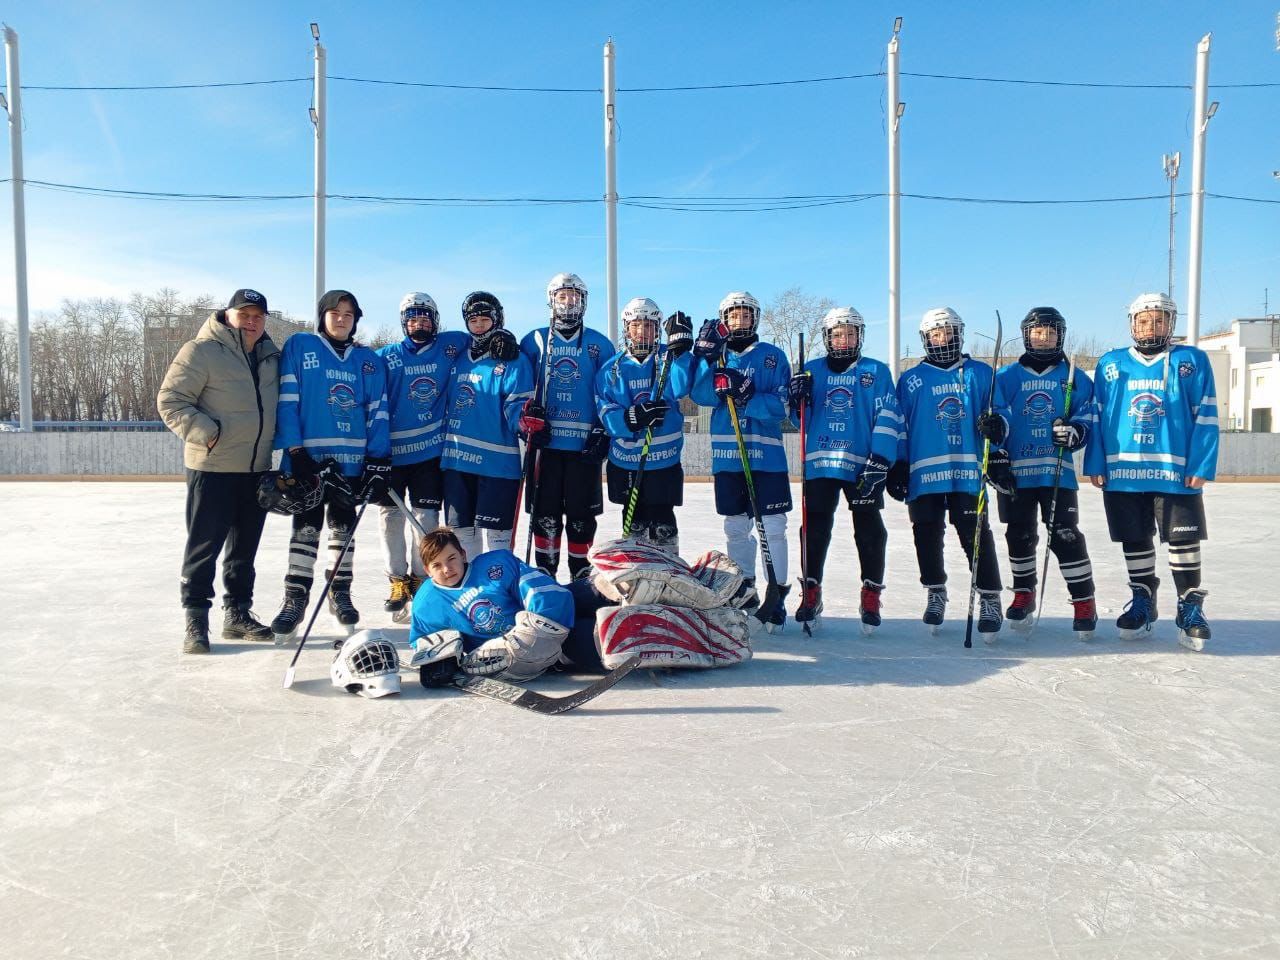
587, 343, 600, 361
1178, 361, 1194, 379
764, 354, 777, 370
362, 361, 376, 375
487, 564, 504, 581
859, 371, 875, 388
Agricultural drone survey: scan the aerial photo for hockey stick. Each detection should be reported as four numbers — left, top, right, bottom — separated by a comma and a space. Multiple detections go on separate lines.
1032, 353, 1077, 631
454, 654, 641, 715
282, 491, 373, 689
621, 343, 676, 537
796, 331, 812, 637
963, 310, 1003, 649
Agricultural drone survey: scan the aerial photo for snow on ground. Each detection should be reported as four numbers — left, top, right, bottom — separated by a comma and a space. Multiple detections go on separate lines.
2, 480, 1278, 959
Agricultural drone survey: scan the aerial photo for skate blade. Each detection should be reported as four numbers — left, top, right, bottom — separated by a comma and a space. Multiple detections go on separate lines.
981, 632, 1000, 645
1118, 624, 1154, 641
1009, 619, 1034, 633
925, 622, 941, 636
1177, 631, 1205, 652
764, 621, 784, 635
860, 621, 878, 637
391, 606, 411, 625
272, 630, 296, 647
1075, 629, 1095, 642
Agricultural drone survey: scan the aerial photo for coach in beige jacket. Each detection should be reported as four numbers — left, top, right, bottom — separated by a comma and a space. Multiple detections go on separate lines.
158, 288, 281, 653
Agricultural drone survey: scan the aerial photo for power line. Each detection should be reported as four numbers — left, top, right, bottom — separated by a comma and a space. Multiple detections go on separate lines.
7, 77, 310, 91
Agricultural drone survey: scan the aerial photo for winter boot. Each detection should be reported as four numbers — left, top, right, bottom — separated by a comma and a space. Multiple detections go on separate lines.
859, 581, 884, 636
794, 578, 823, 628
1072, 597, 1098, 641
977, 590, 1003, 640
183, 608, 210, 655
761, 583, 791, 634
222, 603, 273, 642
1117, 581, 1158, 640
922, 586, 947, 635
271, 584, 310, 643
1176, 589, 1210, 652
1005, 588, 1036, 632
384, 575, 412, 614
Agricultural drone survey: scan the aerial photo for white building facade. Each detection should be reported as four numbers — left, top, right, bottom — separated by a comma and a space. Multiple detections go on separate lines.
1196, 317, 1280, 433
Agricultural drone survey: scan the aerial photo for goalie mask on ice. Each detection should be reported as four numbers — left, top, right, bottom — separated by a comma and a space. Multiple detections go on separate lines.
330, 629, 401, 698
587, 538, 745, 609
596, 605, 751, 670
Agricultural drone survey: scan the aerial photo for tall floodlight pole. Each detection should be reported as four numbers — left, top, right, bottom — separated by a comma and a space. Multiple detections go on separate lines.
311, 23, 326, 308
3, 26, 32, 431
603, 40, 619, 346
887, 18, 904, 378
1162, 151, 1180, 298
1185, 34, 1214, 346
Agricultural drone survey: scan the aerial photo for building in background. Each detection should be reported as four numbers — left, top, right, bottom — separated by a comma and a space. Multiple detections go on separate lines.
1198, 317, 1280, 432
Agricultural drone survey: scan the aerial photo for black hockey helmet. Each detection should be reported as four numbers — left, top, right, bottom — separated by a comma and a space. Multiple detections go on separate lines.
461, 291, 504, 351
257, 471, 325, 516
1021, 306, 1067, 361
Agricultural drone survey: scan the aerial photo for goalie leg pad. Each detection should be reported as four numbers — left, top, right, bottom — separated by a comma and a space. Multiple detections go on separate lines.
595, 604, 752, 670
688, 550, 746, 607
587, 537, 723, 608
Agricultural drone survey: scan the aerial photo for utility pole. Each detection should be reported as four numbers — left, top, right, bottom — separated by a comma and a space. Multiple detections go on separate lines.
310, 23, 326, 308
886, 17, 904, 378
3, 25, 31, 431
1162, 152, 1180, 299
603, 39, 618, 346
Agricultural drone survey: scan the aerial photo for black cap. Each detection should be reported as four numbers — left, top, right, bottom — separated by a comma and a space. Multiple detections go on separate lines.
227, 288, 268, 313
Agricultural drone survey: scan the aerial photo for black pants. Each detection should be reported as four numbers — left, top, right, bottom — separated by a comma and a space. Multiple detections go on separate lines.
180, 470, 268, 611
802, 477, 887, 584
997, 487, 1094, 599
907, 492, 1002, 592
562, 578, 609, 672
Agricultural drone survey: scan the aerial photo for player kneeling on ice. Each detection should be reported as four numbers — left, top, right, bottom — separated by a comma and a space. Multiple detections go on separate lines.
787, 307, 903, 634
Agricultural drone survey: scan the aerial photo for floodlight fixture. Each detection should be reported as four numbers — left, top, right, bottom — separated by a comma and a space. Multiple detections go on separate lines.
310, 22, 320, 41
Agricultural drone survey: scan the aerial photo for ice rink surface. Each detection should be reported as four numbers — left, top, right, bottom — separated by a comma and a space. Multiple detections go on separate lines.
2, 480, 1278, 959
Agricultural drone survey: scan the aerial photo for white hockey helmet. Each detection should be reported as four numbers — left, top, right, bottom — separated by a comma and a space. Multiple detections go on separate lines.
919, 307, 964, 364
1127, 292, 1177, 350
718, 291, 761, 343
546, 272, 588, 329
399, 292, 439, 342
330, 629, 402, 699
621, 297, 663, 358
822, 306, 865, 361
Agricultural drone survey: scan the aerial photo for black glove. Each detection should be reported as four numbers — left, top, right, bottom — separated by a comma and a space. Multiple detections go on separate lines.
787, 371, 812, 408
664, 311, 694, 357
693, 318, 729, 360
986, 448, 1016, 496
359, 456, 392, 502
1052, 417, 1087, 452
624, 399, 670, 433
582, 425, 610, 463
857, 453, 891, 499
519, 401, 550, 447
713, 367, 754, 406
977, 412, 1007, 444
487, 329, 520, 362
287, 447, 319, 482
886, 461, 910, 502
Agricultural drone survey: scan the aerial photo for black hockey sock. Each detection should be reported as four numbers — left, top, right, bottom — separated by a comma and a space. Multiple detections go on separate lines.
566, 517, 597, 578
912, 520, 947, 587
533, 515, 563, 575
1050, 525, 1094, 600
805, 507, 837, 583
1167, 541, 1202, 594
953, 516, 1002, 592
1005, 520, 1039, 592
852, 511, 887, 585
1122, 540, 1159, 592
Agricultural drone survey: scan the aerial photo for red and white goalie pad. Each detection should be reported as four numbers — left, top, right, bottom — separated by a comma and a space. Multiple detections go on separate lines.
588, 538, 744, 609
595, 604, 752, 670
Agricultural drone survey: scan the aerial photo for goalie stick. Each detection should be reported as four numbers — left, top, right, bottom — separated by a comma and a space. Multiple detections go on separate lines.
452, 655, 641, 715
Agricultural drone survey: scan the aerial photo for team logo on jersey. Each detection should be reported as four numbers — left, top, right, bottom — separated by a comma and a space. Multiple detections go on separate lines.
1178, 361, 1194, 379
454, 384, 477, 409
1128, 392, 1165, 424
303, 352, 319, 370
328, 383, 358, 421
384, 352, 402, 371
1022, 390, 1054, 423
444, 343, 460, 359
408, 376, 438, 406
859, 372, 875, 388
935, 395, 966, 423
487, 564, 504, 581
1103, 362, 1119, 383
825, 386, 855, 414
362, 361, 376, 375
764, 355, 777, 370
551, 356, 581, 384
466, 598, 511, 634
587, 343, 601, 362
905, 373, 923, 394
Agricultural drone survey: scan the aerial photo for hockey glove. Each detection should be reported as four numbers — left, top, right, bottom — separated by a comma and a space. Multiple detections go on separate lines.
986, 447, 1016, 496
857, 453, 891, 499
693, 318, 729, 360
787, 371, 812, 408
886, 460, 911, 502
359, 456, 392, 502
487, 328, 520, 362
624, 399, 670, 433
1051, 417, 1087, 452
977, 412, 1008, 444
519, 401, 550, 447
287, 447, 319, 482
664, 311, 694, 357
713, 367, 754, 406
582, 425, 610, 463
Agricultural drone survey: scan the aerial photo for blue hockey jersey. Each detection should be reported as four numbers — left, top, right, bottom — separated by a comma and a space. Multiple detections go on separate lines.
377, 332, 469, 466
993, 359, 1096, 490
690, 342, 792, 475
1083, 345, 1218, 493
896, 357, 995, 500
791, 356, 903, 482
275, 332, 390, 477
409, 549, 575, 650
519, 326, 616, 452
440, 350, 534, 480
595, 348, 694, 471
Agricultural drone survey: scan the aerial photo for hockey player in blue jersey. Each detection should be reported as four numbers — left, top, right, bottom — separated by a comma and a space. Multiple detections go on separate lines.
518, 273, 616, 579
595, 298, 695, 551
440, 291, 534, 562
271, 289, 391, 640
691, 291, 793, 630
374, 292, 468, 619
981, 307, 1098, 639
786, 307, 903, 634
1083, 292, 1218, 651
893, 307, 1007, 637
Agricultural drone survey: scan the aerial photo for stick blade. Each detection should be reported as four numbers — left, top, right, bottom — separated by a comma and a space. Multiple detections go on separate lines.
282, 666, 296, 689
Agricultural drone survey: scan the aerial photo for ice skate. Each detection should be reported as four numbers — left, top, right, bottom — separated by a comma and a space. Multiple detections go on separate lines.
385, 575, 413, 625
761, 583, 791, 634
1176, 589, 1210, 652
977, 590, 1003, 642
328, 585, 359, 639
1117, 582, 1158, 640
859, 581, 883, 636
271, 584, 309, 645
1072, 597, 1097, 641
222, 603, 273, 642
794, 578, 823, 630
922, 586, 947, 635
183, 609, 210, 655
730, 576, 761, 616
1005, 588, 1035, 633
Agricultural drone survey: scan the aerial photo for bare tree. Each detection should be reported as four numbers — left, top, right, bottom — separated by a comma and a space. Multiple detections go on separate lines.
758, 287, 837, 368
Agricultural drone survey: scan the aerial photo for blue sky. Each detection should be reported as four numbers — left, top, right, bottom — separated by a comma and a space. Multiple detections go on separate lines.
0, 0, 1276, 359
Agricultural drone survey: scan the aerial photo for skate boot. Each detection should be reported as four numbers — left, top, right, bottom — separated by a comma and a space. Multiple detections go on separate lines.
794, 578, 823, 630
730, 577, 761, 616
977, 590, 1003, 641
1005, 588, 1036, 632
328, 583, 360, 638
222, 603, 272, 642
271, 584, 310, 644
761, 583, 791, 634
922, 586, 947, 635
1176, 589, 1210, 652
183, 608, 210, 655
1117, 581, 1158, 640
385, 575, 412, 624
859, 581, 884, 636
408, 574, 425, 596
1072, 597, 1097, 641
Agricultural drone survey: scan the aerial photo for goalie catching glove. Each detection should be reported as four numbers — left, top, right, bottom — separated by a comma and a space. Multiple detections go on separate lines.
459, 611, 570, 682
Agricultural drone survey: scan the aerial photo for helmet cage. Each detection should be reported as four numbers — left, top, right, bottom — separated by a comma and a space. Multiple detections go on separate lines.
1020, 307, 1066, 361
